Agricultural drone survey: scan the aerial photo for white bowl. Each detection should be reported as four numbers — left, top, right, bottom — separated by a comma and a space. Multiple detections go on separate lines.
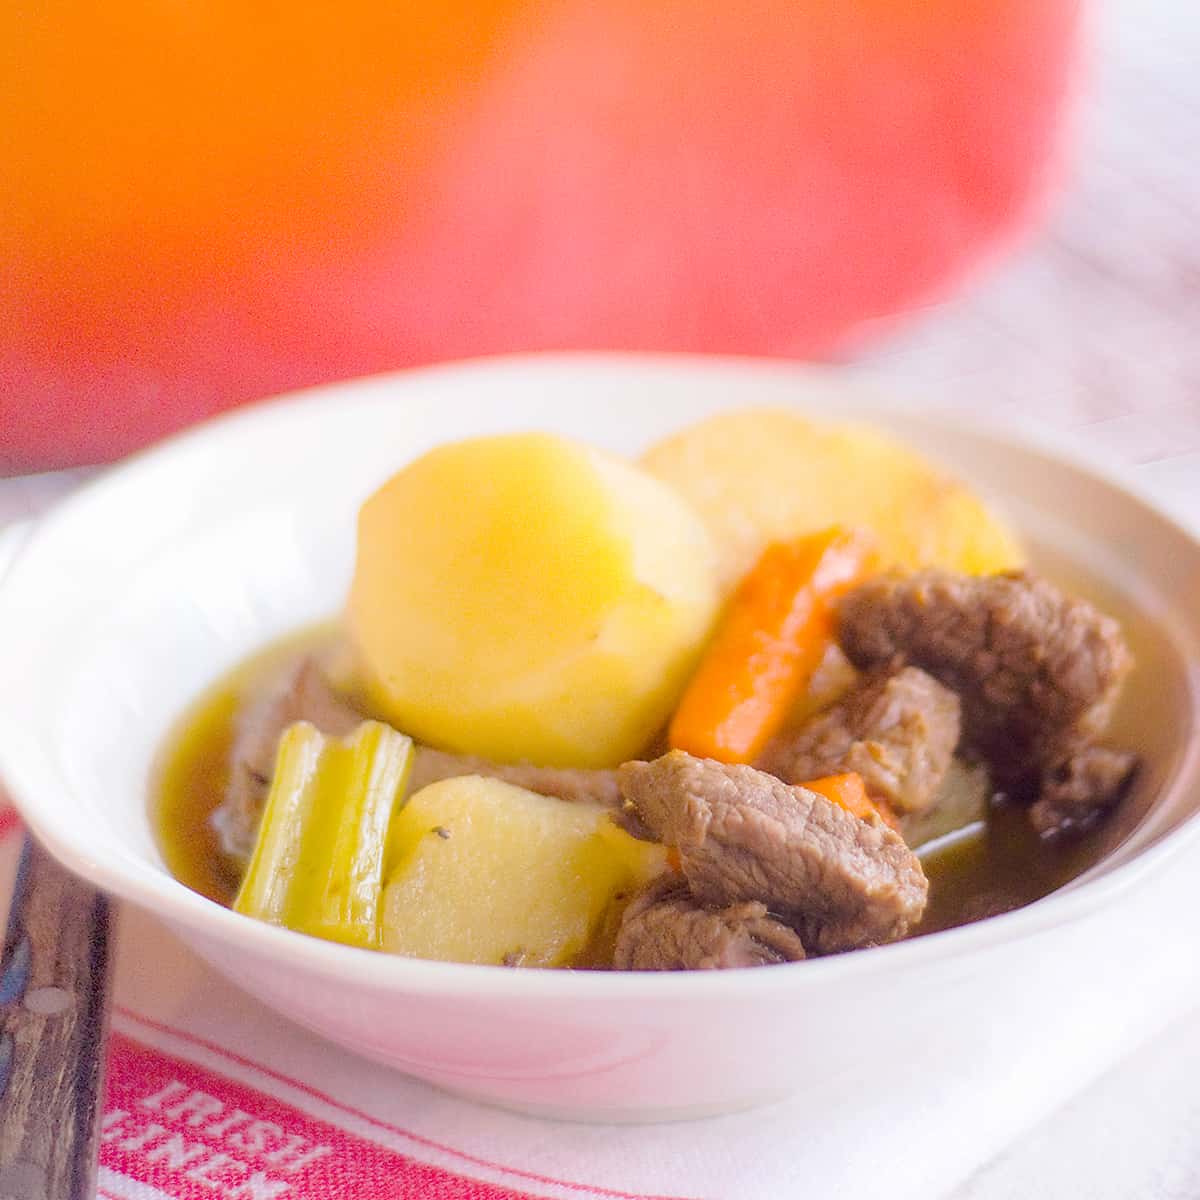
1, 354, 1198, 1122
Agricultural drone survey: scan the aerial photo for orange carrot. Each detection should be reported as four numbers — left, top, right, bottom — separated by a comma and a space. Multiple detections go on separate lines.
801, 773, 901, 830
669, 527, 877, 764
801, 772, 873, 819
874, 796, 901, 832
801, 772, 872, 820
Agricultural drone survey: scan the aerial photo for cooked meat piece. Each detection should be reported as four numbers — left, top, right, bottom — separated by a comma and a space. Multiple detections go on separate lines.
619, 751, 927, 954
760, 666, 960, 814
412, 747, 647, 838
409, 747, 622, 809
215, 656, 632, 863
837, 569, 1133, 779
213, 658, 362, 862
613, 877, 805, 970
1030, 746, 1138, 837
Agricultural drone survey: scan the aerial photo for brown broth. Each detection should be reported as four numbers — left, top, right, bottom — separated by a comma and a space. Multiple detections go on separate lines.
152, 630, 347, 907
154, 673, 242, 906
151, 633, 1120, 944
916, 801, 1106, 936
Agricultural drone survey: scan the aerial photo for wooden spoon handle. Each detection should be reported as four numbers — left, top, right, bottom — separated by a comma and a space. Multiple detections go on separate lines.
0, 836, 113, 1200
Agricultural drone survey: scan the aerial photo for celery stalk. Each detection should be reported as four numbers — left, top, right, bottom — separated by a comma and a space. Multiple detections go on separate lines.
233, 720, 413, 948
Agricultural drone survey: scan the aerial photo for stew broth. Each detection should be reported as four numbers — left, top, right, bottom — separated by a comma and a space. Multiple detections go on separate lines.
152, 632, 1117, 941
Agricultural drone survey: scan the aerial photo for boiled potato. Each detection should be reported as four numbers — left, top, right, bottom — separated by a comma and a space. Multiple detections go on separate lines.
381, 776, 668, 966
905, 759, 990, 852
641, 408, 1024, 593
348, 433, 719, 767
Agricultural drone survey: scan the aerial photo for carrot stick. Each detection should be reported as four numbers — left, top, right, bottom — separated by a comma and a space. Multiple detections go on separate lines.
801, 772, 873, 819
873, 796, 901, 831
800, 773, 901, 830
668, 526, 877, 764
801, 772, 871, 819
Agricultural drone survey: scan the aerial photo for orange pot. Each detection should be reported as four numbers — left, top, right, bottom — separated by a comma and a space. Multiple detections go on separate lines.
1, 0, 1081, 469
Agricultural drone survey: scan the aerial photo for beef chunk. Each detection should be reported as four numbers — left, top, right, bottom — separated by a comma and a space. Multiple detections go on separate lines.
760, 666, 960, 814
412, 747, 646, 839
215, 656, 632, 864
613, 878, 805, 970
1030, 746, 1138, 837
837, 570, 1132, 774
213, 658, 362, 862
409, 747, 622, 810
618, 751, 927, 954
837, 569, 1138, 835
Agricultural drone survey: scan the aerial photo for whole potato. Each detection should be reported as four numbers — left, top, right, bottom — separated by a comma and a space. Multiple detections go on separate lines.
348, 433, 719, 767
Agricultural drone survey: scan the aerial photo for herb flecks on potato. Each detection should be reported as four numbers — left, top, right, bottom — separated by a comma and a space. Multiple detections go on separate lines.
382, 775, 668, 967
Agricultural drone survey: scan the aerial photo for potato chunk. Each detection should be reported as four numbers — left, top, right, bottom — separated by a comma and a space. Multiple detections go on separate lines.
642, 408, 1024, 594
348, 433, 720, 767
381, 776, 667, 967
